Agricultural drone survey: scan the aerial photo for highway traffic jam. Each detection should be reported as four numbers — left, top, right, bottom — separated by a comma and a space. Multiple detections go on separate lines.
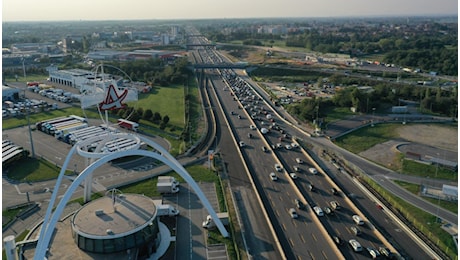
211, 66, 397, 259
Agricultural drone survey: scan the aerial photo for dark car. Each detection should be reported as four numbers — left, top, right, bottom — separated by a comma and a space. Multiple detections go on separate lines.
331, 188, 339, 195
294, 199, 304, 209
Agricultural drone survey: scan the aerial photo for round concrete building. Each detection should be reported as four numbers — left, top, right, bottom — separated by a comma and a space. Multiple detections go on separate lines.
71, 193, 160, 256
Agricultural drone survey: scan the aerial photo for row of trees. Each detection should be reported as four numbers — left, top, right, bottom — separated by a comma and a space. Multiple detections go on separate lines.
284, 29, 457, 75
106, 57, 190, 86
111, 106, 171, 130
287, 83, 457, 125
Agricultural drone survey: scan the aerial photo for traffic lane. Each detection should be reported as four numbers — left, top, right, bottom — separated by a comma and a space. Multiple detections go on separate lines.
210, 77, 280, 258
312, 145, 429, 259
217, 81, 333, 258
293, 171, 379, 259
222, 81, 342, 259
243, 153, 333, 260
329, 143, 458, 225
236, 131, 337, 259
243, 64, 434, 258
266, 126, 387, 257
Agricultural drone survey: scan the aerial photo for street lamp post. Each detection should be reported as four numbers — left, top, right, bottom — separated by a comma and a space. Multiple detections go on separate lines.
435, 153, 441, 223
26, 106, 35, 158
371, 107, 376, 127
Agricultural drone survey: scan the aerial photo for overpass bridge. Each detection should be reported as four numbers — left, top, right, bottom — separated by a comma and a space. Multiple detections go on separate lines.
191, 63, 247, 69
186, 43, 217, 50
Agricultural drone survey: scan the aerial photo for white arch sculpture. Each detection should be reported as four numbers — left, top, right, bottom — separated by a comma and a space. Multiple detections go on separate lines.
34, 135, 229, 260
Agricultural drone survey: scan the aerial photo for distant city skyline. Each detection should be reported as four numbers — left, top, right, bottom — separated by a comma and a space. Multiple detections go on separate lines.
2, 0, 458, 22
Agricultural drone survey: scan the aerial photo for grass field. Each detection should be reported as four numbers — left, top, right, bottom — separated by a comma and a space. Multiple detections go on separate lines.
2, 107, 94, 130
5, 157, 73, 181
394, 180, 457, 214
334, 124, 400, 153
132, 85, 185, 129
118, 164, 217, 197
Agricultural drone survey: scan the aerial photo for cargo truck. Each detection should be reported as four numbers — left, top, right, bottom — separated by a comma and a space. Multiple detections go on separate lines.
156, 204, 180, 217
202, 212, 229, 229
117, 119, 139, 132
157, 182, 180, 193
54, 123, 88, 139
158, 176, 179, 185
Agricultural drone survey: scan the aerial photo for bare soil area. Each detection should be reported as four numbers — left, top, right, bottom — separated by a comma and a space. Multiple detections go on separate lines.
396, 124, 457, 152
359, 124, 458, 169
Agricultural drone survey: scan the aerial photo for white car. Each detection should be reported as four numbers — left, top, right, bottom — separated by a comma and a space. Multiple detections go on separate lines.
308, 167, 318, 175
352, 215, 364, 225
289, 208, 298, 219
269, 172, 278, 181
289, 172, 298, 179
250, 125, 256, 130
295, 158, 303, 164
239, 141, 245, 147
349, 239, 363, 252
285, 144, 292, 150
293, 166, 301, 172
275, 163, 282, 172
313, 206, 324, 216
291, 142, 299, 148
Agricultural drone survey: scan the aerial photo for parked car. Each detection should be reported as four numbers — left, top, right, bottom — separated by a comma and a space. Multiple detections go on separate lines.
269, 172, 278, 181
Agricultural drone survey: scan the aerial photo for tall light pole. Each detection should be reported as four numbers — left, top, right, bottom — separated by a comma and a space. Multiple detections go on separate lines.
435, 153, 441, 223
371, 107, 376, 127
22, 56, 27, 79
26, 106, 35, 158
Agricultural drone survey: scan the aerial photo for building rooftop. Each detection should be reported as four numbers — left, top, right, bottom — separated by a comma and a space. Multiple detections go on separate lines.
72, 194, 156, 237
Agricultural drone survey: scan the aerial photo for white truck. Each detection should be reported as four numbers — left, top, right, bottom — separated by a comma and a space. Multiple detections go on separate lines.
158, 176, 179, 185
156, 204, 180, 217
157, 176, 180, 194
202, 212, 229, 229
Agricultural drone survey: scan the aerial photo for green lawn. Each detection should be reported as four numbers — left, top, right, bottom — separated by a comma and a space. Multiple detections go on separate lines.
131, 85, 185, 128
334, 124, 400, 153
394, 180, 458, 214
4, 157, 73, 182
2, 107, 94, 130
118, 164, 217, 197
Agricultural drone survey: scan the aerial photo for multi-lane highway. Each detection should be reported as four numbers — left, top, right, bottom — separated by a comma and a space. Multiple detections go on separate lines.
186, 26, 448, 259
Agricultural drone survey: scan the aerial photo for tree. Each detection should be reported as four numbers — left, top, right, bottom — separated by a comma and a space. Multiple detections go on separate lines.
136, 107, 144, 118
152, 112, 162, 124
143, 109, 153, 120
162, 115, 170, 124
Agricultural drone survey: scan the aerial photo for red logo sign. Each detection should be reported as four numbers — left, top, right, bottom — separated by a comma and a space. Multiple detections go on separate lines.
99, 84, 128, 110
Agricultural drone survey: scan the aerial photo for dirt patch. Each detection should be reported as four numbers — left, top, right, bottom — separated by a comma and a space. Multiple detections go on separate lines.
359, 124, 458, 169
396, 124, 457, 152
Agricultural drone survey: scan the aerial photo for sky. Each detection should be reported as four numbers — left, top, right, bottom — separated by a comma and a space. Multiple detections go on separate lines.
2, 0, 458, 22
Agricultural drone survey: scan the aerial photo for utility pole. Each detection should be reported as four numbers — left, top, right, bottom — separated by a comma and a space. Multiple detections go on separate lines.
27, 106, 35, 157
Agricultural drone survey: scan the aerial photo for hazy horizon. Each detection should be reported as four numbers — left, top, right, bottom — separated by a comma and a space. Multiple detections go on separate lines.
2, 0, 458, 22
